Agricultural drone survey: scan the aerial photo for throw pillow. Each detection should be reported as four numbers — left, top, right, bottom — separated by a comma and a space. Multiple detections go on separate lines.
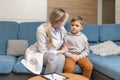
7, 40, 28, 56
90, 40, 120, 56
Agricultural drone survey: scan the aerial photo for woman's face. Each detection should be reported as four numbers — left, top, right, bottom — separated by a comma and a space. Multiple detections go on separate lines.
53, 21, 63, 28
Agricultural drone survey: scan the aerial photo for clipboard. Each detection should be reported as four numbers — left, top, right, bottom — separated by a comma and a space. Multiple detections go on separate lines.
42, 73, 69, 80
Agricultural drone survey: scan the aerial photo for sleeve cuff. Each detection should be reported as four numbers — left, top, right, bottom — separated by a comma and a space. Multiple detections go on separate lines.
64, 52, 72, 57
79, 52, 88, 58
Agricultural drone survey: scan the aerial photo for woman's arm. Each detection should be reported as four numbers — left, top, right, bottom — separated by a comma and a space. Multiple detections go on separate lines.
36, 25, 69, 54
36, 26, 49, 53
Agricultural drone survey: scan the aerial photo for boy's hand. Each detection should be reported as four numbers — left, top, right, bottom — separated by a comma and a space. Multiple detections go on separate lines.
70, 54, 79, 61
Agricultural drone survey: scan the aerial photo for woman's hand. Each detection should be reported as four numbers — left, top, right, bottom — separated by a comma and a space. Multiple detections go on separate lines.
58, 43, 71, 54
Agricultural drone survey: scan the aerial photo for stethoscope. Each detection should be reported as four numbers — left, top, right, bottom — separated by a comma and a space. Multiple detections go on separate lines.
52, 28, 63, 41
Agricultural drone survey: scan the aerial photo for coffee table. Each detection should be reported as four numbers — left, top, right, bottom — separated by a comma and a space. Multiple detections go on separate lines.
28, 73, 89, 80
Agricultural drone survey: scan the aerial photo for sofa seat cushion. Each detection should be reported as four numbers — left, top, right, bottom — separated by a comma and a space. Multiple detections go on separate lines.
13, 56, 32, 74
0, 55, 16, 74
13, 56, 45, 74
74, 65, 83, 74
89, 53, 120, 80
13, 56, 83, 74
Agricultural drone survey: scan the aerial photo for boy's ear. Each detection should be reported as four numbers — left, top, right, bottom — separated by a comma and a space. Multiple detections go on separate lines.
81, 25, 84, 30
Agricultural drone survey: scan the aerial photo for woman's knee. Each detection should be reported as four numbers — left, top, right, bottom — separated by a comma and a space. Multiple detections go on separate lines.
44, 54, 58, 63
60, 54, 65, 61
57, 54, 65, 61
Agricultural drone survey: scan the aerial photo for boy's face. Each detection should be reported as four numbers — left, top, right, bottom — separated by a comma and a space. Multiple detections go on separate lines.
71, 20, 83, 34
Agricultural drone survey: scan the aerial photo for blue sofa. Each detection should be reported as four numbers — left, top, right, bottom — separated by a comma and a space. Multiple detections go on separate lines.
66, 23, 120, 80
0, 21, 120, 80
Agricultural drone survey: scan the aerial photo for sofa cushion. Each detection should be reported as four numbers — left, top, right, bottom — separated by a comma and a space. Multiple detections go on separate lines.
7, 40, 28, 56
64, 22, 71, 32
100, 24, 120, 41
0, 40, 6, 55
13, 56, 32, 73
90, 40, 120, 56
0, 55, 16, 74
13, 56, 45, 74
74, 65, 83, 74
0, 21, 18, 55
89, 53, 120, 80
65, 23, 99, 42
82, 24, 99, 42
13, 56, 83, 74
19, 22, 44, 46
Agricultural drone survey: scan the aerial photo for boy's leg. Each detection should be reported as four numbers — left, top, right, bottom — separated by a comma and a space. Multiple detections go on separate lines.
64, 57, 76, 73
77, 57, 93, 79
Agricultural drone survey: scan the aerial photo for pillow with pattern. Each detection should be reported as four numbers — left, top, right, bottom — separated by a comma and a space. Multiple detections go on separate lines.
90, 40, 120, 56
7, 40, 28, 56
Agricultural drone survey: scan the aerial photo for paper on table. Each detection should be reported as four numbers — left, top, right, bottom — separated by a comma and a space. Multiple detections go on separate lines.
43, 73, 67, 80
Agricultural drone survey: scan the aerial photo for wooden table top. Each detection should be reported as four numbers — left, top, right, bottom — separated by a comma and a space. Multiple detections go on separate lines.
28, 73, 89, 80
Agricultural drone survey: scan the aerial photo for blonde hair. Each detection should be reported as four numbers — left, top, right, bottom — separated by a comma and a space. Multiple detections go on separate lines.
43, 8, 69, 47
49, 8, 69, 26
43, 23, 53, 47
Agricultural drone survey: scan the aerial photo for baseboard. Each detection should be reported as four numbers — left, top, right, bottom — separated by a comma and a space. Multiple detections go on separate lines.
0, 72, 35, 80
91, 70, 113, 80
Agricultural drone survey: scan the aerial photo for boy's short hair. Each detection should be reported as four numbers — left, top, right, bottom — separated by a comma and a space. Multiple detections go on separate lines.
71, 16, 84, 25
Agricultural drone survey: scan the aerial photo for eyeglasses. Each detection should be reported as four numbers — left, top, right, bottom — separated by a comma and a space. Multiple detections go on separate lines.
55, 19, 64, 23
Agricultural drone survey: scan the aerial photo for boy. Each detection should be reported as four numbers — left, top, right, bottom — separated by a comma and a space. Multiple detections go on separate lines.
63, 16, 93, 79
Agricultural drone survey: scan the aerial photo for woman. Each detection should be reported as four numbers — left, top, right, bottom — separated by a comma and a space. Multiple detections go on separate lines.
21, 8, 69, 74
